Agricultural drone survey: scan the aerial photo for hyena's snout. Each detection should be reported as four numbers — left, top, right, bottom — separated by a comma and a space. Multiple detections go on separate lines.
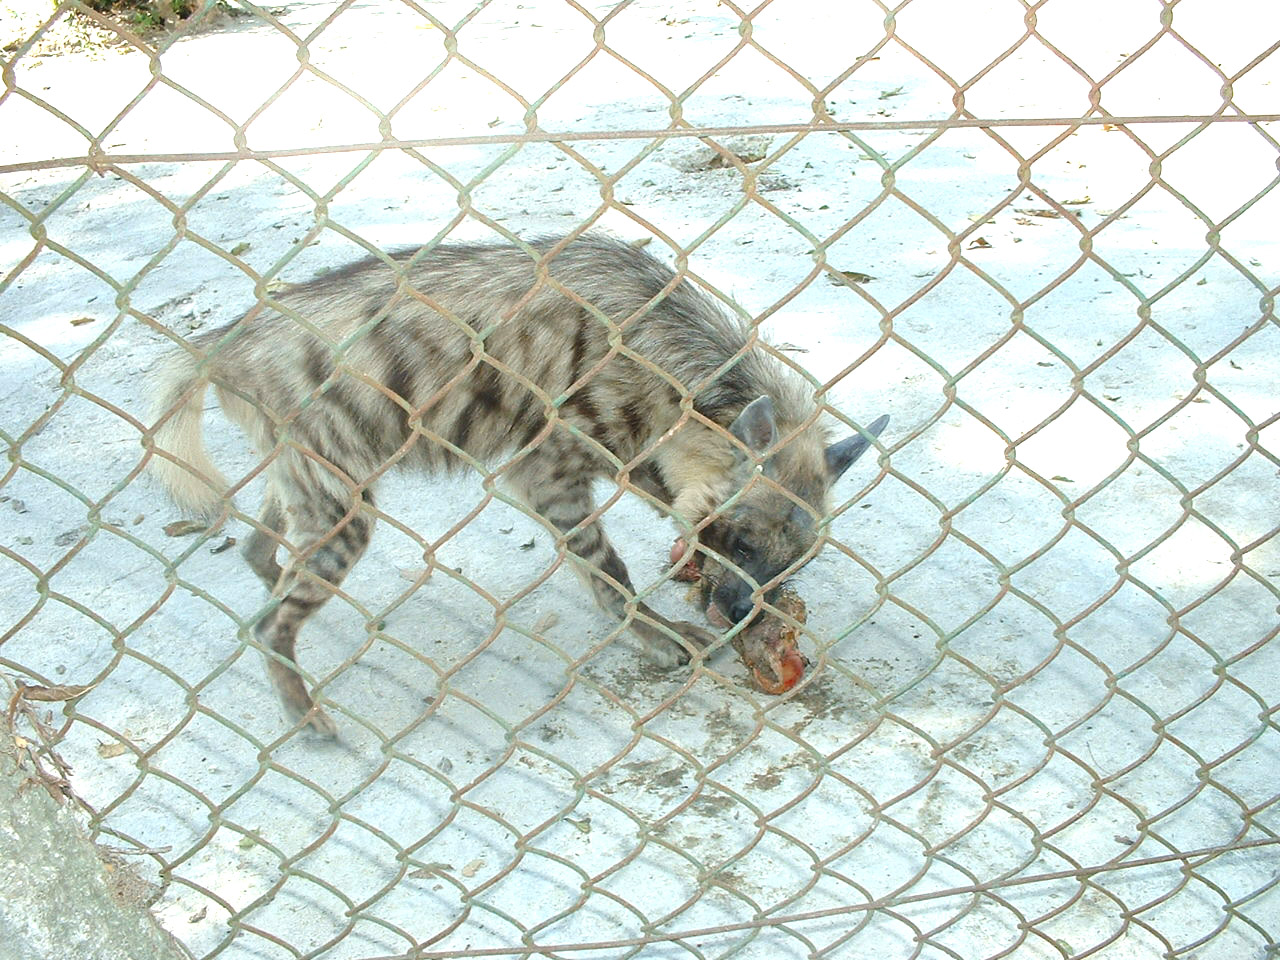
731, 583, 776, 625
707, 571, 779, 627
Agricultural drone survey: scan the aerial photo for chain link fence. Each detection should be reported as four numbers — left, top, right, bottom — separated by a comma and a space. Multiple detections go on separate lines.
2, 1, 1278, 958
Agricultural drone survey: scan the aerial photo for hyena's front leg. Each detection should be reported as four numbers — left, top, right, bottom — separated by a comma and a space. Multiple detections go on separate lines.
256, 492, 375, 736
512, 461, 715, 666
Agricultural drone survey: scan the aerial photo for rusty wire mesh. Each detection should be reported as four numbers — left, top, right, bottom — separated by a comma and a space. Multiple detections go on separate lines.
2, 0, 1279, 958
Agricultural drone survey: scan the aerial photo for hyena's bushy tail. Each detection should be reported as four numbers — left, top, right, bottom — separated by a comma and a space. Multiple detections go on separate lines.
147, 350, 230, 521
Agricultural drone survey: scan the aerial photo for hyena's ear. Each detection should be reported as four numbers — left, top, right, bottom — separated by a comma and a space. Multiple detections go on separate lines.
826, 413, 889, 480
730, 395, 778, 456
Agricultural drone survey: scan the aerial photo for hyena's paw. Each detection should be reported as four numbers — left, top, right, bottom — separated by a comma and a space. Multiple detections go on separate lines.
268, 661, 339, 738
671, 619, 717, 652
635, 616, 717, 668
641, 634, 690, 668
298, 703, 339, 738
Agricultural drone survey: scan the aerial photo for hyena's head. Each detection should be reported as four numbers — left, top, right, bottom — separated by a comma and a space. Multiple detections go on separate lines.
697, 396, 888, 626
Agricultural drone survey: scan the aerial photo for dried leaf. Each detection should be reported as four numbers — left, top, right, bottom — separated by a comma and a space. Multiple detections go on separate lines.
967, 237, 992, 249
519, 538, 535, 551
188, 906, 208, 923
398, 566, 429, 582
70, 316, 97, 326
210, 536, 237, 554
461, 858, 485, 878
1063, 196, 1091, 205
878, 85, 904, 99
828, 269, 875, 285
230, 242, 251, 257
18, 682, 92, 702
164, 519, 207, 537
97, 741, 128, 758
1052, 475, 1074, 483
54, 526, 87, 547
563, 814, 591, 835
237, 834, 255, 850
533, 612, 559, 633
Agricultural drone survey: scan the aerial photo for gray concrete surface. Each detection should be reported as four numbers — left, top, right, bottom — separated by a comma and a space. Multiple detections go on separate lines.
1, 716, 189, 960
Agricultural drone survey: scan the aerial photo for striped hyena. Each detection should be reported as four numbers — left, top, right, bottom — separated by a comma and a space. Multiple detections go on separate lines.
148, 235, 887, 733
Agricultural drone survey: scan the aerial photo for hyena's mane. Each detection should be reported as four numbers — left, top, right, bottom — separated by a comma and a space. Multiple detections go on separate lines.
548, 236, 826, 438
565, 238, 837, 522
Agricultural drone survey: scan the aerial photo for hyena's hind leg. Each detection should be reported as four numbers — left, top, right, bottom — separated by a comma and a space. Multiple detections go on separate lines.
508, 447, 715, 666
243, 491, 286, 589
255, 483, 376, 736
